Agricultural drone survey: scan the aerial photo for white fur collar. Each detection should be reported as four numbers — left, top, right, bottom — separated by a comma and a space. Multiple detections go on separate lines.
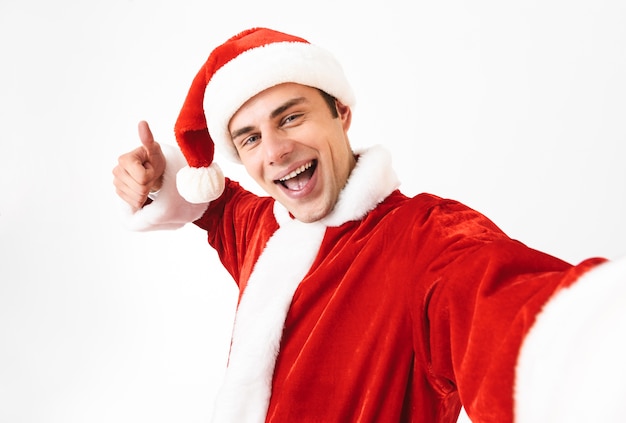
211, 145, 399, 422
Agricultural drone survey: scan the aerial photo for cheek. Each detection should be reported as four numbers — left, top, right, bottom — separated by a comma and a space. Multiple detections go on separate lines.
330, 143, 350, 170
242, 158, 263, 182
244, 160, 275, 191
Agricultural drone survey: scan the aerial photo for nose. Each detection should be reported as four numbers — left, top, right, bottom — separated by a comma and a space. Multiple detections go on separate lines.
263, 130, 293, 165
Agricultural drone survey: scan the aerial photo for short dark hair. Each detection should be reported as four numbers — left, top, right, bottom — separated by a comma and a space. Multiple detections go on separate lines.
318, 89, 339, 118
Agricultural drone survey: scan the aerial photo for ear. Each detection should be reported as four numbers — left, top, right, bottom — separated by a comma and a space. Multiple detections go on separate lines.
336, 100, 352, 131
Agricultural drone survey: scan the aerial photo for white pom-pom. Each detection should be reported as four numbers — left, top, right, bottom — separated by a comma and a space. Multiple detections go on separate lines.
176, 163, 225, 204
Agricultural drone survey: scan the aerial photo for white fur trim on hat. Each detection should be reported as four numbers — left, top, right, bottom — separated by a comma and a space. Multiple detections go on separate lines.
176, 162, 225, 204
204, 41, 355, 163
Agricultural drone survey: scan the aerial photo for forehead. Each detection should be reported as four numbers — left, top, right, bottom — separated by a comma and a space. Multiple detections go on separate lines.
230, 83, 319, 122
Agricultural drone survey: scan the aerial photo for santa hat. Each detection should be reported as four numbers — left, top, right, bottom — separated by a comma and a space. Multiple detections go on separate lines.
174, 27, 356, 203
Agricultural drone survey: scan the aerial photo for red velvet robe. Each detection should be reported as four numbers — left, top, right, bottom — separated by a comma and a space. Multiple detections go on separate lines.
187, 146, 604, 422
126, 145, 623, 422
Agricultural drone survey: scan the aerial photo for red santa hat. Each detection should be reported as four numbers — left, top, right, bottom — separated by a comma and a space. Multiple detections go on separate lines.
173, 27, 356, 203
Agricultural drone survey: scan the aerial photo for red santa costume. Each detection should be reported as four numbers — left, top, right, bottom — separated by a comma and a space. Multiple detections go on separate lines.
123, 28, 626, 422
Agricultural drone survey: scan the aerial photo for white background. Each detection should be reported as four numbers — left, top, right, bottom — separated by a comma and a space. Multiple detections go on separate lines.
1, 0, 625, 422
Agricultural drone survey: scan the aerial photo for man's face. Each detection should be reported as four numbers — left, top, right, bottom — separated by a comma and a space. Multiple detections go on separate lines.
229, 83, 355, 223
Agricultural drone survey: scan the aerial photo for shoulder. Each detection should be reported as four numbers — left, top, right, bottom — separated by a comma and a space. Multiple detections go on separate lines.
373, 191, 508, 242
375, 190, 475, 219
195, 178, 276, 230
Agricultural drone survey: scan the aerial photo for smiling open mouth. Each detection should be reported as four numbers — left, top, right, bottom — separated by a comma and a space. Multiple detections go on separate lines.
276, 160, 317, 191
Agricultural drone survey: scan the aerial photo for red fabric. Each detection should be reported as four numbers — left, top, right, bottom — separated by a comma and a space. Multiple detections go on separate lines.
195, 180, 605, 423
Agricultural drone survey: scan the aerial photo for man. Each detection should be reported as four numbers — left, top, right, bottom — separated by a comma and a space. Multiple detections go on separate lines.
113, 27, 626, 422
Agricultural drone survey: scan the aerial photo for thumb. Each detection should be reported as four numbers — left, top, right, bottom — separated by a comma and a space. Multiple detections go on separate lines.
137, 120, 165, 173
136, 121, 165, 189
137, 120, 158, 155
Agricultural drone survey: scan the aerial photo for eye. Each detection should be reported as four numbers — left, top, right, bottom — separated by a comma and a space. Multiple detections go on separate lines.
240, 134, 260, 148
281, 113, 303, 126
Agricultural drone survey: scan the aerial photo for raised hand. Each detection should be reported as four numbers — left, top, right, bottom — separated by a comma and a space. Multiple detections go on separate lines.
112, 121, 166, 211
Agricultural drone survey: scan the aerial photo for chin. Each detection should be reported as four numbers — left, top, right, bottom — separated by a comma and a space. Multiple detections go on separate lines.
290, 205, 331, 223
291, 211, 320, 223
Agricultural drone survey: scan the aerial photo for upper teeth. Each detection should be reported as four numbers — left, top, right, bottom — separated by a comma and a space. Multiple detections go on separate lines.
279, 162, 313, 182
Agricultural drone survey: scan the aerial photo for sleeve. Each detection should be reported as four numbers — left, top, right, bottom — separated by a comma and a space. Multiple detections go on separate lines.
413, 197, 613, 422
192, 180, 277, 286
118, 144, 210, 231
515, 255, 626, 422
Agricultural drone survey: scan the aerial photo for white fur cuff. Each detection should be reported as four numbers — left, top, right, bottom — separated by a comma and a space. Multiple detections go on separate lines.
121, 144, 210, 231
515, 256, 626, 422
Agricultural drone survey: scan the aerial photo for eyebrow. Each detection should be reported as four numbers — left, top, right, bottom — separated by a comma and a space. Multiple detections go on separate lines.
230, 125, 255, 142
230, 96, 308, 140
270, 96, 307, 119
